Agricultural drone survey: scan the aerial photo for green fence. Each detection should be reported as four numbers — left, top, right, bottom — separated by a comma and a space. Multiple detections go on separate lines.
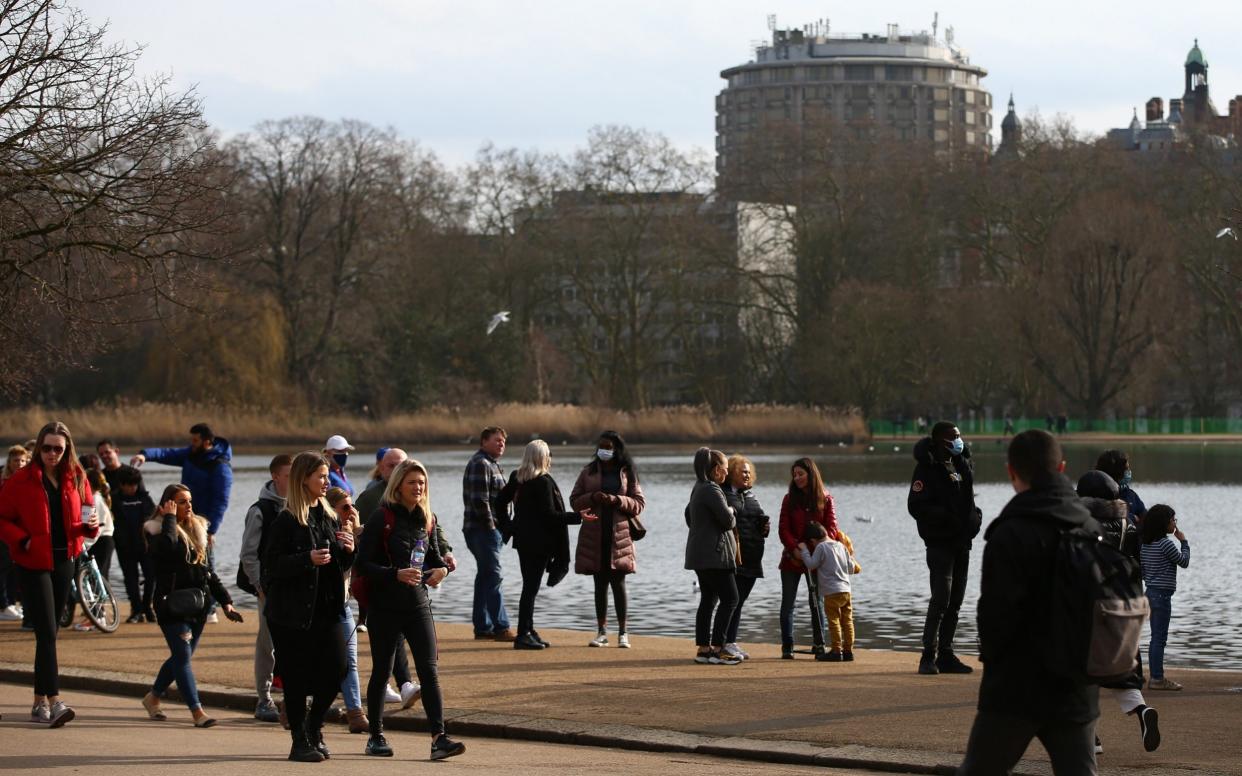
869, 417, 1242, 436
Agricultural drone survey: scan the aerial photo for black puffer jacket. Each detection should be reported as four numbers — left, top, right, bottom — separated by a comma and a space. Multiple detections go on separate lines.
723, 485, 768, 578
1076, 470, 1139, 558
262, 503, 353, 630
355, 502, 447, 612
907, 436, 982, 546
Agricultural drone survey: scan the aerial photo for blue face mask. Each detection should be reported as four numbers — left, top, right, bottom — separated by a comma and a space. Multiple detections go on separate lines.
949, 438, 965, 456
333, 453, 349, 470
596, 448, 615, 462
1120, 469, 1133, 488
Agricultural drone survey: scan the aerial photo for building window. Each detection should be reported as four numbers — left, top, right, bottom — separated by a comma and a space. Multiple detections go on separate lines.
885, 65, 914, 81
845, 65, 874, 81
773, 68, 793, 83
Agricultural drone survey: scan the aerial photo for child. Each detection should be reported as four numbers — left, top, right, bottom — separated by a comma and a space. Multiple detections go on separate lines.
1140, 504, 1190, 691
798, 522, 861, 662
112, 465, 157, 623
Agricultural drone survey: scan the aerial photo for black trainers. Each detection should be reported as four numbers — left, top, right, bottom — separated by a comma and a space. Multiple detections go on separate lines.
365, 733, 394, 757
815, 650, 843, 662
842, 651, 855, 662
531, 630, 551, 647
1138, 705, 1160, 752
936, 654, 974, 674
125, 612, 144, 624
918, 653, 939, 675
513, 632, 545, 650
431, 734, 466, 761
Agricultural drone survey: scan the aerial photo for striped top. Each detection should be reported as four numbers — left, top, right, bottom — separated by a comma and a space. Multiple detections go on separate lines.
1141, 536, 1190, 592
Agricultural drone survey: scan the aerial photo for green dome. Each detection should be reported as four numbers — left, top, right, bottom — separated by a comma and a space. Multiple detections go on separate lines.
1186, 39, 1207, 68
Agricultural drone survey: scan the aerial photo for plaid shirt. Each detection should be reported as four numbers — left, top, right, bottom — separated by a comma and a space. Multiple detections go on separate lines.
462, 449, 506, 530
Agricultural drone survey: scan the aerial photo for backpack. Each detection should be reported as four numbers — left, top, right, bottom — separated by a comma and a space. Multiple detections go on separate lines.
349, 507, 396, 610
235, 498, 280, 596
1047, 524, 1150, 684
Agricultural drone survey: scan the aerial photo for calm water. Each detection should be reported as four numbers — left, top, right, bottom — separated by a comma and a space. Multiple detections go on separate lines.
124, 441, 1242, 669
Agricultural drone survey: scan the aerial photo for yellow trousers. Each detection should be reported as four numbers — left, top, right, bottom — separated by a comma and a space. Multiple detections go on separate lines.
822, 591, 854, 651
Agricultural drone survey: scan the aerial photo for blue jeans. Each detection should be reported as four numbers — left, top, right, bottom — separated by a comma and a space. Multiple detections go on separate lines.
1146, 587, 1174, 679
339, 606, 362, 711
464, 525, 510, 635
153, 619, 205, 710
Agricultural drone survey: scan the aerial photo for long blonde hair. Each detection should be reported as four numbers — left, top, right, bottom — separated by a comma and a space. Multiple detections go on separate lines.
516, 440, 550, 484
288, 452, 333, 527
147, 484, 209, 565
382, 459, 433, 533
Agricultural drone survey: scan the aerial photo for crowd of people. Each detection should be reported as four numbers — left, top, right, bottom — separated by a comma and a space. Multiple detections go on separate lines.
0, 419, 1194, 773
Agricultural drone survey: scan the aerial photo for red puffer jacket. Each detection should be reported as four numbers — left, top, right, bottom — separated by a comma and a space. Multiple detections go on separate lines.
0, 464, 97, 571
777, 489, 838, 573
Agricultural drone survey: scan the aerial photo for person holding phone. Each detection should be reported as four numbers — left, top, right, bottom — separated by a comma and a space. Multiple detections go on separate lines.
141, 484, 243, 727
263, 452, 355, 762
0, 421, 98, 727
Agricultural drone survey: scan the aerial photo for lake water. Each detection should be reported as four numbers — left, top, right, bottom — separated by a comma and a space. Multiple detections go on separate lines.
123, 441, 1242, 669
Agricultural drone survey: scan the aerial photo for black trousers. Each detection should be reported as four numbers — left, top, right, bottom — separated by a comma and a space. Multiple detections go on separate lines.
958, 710, 1097, 776
517, 549, 549, 636
725, 574, 758, 644
18, 558, 75, 696
269, 615, 347, 738
694, 569, 738, 648
114, 541, 154, 615
88, 536, 115, 579
780, 570, 826, 648
366, 596, 445, 736
923, 543, 970, 655
593, 570, 628, 627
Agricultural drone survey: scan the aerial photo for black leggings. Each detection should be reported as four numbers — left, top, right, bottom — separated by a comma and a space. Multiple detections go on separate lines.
88, 536, 115, 578
518, 550, 549, 636
114, 542, 154, 615
593, 571, 628, 629
366, 598, 445, 736
19, 558, 75, 696
694, 569, 739, 648
269, 617, 347, 738
725, 574, 758, 644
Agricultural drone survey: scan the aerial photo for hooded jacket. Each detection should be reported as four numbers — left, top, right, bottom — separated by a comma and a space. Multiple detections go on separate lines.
0, 463, 97, 571
907, 436, 982, 547
683, 449, 737, 571
140, 439, 234, 535
238, 480, 287, 595
977, 474, 1102, 723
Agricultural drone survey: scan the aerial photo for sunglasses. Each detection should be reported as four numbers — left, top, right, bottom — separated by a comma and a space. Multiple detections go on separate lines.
41, 444, 65, 454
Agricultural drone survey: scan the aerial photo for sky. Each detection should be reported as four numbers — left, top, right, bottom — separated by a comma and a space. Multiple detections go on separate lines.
81, 0, 1242, 167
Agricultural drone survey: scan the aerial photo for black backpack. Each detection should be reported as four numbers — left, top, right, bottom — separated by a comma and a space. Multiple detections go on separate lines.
236, 498, 280, 596
1047, 524, 1149, 684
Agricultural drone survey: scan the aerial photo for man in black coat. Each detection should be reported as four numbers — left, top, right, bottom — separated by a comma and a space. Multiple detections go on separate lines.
907, 421, 982, 675
958, 429, 1101, 776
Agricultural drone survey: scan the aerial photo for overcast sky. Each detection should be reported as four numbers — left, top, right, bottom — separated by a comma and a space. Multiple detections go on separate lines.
81, 0, 1241, 167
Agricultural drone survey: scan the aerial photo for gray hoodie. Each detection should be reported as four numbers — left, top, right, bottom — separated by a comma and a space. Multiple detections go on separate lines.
238, 480, 286, 594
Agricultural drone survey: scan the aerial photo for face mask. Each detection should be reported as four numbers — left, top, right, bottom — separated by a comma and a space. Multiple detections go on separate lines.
949, 438, 965, 456
596, 448, 615, 462
333, 453, 349, 470
1120, 469, 1133, 488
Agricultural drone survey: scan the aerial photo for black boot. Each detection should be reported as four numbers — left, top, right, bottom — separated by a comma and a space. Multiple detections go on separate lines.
288, 731, 325, 763
781, 641, 794, 660
936, 651, 973, 674
918, 650, 939, 675
306, 725, 330, 759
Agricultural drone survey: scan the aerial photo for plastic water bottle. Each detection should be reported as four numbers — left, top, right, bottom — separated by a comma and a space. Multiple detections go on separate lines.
410, 539, 426, 570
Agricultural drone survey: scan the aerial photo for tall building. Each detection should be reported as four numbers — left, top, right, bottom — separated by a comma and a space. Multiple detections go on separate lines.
715, 19, 993, 193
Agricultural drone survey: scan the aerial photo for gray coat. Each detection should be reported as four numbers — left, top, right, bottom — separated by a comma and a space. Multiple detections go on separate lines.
683, 449, 737, 571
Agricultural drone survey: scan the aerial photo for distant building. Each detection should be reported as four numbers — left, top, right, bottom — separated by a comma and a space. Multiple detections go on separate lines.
996, 94, 1021, 157
716, 19, 994, 193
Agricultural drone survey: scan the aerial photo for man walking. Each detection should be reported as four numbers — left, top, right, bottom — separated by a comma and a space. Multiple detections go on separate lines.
908, 421, 981, 675
462, 427, 514, 641
958, 429, 1101, 775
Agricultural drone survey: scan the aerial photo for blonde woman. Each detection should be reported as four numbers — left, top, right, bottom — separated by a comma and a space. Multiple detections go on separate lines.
141, 484, 242, 727
356, 459, 464, 760
262, 452, 355, 763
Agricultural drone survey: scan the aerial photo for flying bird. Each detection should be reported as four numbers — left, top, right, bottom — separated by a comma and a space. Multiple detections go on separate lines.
1216, 227, 1237, 240
486, 311, 511, 336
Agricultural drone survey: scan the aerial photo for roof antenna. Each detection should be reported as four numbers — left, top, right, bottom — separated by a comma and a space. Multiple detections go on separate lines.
932, 12, 939, 41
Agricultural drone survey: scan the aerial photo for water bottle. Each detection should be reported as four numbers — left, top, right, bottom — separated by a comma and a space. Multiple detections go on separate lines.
410, 538, 426, 571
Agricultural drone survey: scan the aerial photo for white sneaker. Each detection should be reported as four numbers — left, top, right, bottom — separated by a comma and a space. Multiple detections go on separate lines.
384, 684, 401, 703
588, 633, 608, 647
617, 633, 630, 649
721, 643, 745, 661
400, 681, 421, 709
0, 605, 22, 621
205, 612, 219, 624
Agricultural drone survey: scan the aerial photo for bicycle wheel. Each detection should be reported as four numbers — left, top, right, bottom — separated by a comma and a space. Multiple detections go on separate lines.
77, 560, 119, 633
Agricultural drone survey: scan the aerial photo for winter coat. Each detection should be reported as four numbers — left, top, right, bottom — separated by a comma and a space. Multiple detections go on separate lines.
328, 464, 354, 497
907, 436, 982, 547
238, 480, 286, 595
977, 474, 1102, 724
112, 488, 155, 553
723, 485, 768, 578
139, 439, 234, 535
261, 502, 354, 630
147, 513, 232, 624
778, 489, 837, 573
1080, 497, 1135, 556
499, 472, 581, 556
355, 502, 447, 613
570, 463, 645, 575
0, 464, 97, 571
684, 451, 737, 571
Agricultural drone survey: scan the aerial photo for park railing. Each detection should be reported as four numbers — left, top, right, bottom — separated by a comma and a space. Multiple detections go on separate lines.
869, 417, 1242, 436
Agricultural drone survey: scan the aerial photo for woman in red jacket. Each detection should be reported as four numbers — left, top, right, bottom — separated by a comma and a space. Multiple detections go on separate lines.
0, 421, 98, 727
777, 457, 836, 659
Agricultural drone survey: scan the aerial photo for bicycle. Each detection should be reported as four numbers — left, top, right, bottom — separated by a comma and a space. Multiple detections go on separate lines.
59, 552, 120, 633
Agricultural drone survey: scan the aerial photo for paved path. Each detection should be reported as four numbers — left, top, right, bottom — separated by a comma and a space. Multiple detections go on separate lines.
1, 618, 1237, 775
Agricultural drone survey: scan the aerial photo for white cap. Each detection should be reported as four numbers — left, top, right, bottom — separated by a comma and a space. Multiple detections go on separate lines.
324, 434, 355, 452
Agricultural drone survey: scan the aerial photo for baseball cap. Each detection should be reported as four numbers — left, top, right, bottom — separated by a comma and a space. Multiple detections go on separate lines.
324, 434, 355, 452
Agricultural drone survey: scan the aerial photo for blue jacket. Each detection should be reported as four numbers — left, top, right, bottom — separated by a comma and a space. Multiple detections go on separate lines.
328, 464, 353, 497
140, 439, 233, 535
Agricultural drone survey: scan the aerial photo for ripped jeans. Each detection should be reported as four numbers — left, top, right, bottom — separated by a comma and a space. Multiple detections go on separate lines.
152, 619, 205, 710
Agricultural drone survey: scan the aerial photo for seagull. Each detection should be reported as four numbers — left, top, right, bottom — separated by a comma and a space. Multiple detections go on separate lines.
486, 311, 511, 336
1216, 227, 1237, 240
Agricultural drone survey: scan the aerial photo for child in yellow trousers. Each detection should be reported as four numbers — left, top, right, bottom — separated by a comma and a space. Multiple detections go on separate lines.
798, 523, 861, 661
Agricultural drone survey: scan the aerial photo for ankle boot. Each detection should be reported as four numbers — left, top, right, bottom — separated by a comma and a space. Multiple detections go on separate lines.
346, 707, 369, 734
288, 731, 325, 763
306, 725, 330, 759
918, 649, 939, 675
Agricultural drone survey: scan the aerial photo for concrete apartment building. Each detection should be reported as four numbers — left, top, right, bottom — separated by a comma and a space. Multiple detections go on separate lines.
716, 19, 993, 192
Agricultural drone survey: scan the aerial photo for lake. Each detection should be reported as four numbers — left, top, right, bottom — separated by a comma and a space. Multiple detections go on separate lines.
123, 440, 1242, 669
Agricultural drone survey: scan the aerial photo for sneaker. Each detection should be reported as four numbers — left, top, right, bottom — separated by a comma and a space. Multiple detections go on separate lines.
366, 733, 394, 757
30, 701, 50, 724
513, 633, 545, 650
125, 612, 144, 624
384, 684, 401, 703
1094, 735, 1104, 755
726, 643, 749, 660
936, 654, 973, 674
588, 632, 608, 647
719, 644, 744, 661
356, 624, 368, 633
781, 643, 794, 660
918, 654, 939, 675
694, 650, 713, 664
72, 620, 94, 632
0, 604, 22, 621
205, 612, 219, 624
709, 650, 742, 666
255, 699, 280, 723
48, 701, 75, 728
842, 651, 855, 662
399, 682, 421, 709
811, 645, 826, 656
815, 649, 843, 662
531, 630, 551, 647
430, 734, 466, 761
1138, 705, 1161, 752
618, 633, 631, 649
1148, 677, 1182, 691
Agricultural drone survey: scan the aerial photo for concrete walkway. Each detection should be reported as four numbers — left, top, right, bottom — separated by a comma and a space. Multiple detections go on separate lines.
1, 617, 1237, 775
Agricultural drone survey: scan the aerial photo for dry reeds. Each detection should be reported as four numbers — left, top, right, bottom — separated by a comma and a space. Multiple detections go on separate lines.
0, 402, 865, 447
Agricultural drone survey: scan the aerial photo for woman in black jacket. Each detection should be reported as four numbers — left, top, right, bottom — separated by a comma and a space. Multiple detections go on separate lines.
356, 459, 465, 761
262, 452, 354, 763
722, 454, 768, 660
141, 484, 243, 728
499, 440, 594, 651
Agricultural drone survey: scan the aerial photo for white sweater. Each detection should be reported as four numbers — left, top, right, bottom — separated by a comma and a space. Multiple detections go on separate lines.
798, 539, 853, 595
